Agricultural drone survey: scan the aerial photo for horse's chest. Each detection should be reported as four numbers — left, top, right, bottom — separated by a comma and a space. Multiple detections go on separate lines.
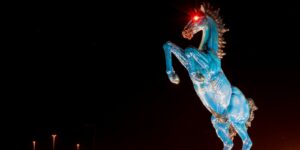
197, 82, 225, 99
195, 77, 226, 96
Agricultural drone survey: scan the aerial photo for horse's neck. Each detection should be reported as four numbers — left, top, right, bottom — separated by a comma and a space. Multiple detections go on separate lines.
202, 17, 219, 54
199, 25, 210, 50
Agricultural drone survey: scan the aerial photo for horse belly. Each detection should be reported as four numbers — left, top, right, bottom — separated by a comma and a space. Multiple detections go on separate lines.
210, 72, 232, 108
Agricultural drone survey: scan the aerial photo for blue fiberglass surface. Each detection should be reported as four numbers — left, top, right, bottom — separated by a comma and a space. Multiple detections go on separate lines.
163, 4, 258, 150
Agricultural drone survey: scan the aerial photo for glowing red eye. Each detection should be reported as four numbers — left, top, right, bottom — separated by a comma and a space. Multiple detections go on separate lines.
193, 15, 200, 21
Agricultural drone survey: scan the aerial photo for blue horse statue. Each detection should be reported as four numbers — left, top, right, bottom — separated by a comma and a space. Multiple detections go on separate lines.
163, 4, 257, 150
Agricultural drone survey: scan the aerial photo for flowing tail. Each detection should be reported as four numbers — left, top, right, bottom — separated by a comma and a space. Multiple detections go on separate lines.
246, 98, 258, 128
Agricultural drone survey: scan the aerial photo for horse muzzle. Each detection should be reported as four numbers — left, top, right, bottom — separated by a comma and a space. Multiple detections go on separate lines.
182, 29, 193, 40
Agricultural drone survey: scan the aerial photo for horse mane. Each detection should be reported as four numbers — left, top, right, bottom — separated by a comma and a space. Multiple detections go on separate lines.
202, 3, 229, 59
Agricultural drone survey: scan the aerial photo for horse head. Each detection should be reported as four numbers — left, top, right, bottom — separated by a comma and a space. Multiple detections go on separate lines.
182, 5, 207, 41
182, 4, 228, 59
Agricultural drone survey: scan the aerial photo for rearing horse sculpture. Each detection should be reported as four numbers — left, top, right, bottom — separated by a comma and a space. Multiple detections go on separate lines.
163, 4, 257, 150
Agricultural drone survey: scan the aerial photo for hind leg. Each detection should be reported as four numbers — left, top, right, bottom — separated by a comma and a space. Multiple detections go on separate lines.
231, 123, 252, 150
211, 116, 233, 150
228, 87, 252, 150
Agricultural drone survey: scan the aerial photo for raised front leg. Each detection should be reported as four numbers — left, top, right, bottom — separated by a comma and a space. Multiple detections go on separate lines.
163, 41, 189, 84
184, 47, 209, 81
185, 47, 222, 76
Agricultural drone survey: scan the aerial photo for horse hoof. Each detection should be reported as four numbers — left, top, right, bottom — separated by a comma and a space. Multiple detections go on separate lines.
168, 73, 180, 84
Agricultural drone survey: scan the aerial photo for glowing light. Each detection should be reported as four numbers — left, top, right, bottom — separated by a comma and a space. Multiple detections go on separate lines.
52, 134, 57, 150
33, 140, 36, 150
193, 15, 200, 21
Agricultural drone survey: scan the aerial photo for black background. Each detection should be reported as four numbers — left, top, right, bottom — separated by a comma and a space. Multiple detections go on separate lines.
6, 0, 300, 149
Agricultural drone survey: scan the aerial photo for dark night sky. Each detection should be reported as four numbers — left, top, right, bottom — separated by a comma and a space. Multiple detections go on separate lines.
6, 0, 300, 150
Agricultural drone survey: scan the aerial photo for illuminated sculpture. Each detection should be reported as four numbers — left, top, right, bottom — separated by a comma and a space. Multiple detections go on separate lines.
163, 4, 257, 150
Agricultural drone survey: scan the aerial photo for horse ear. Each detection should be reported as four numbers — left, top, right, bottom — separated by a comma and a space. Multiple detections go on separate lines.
200, 5, 206, 13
